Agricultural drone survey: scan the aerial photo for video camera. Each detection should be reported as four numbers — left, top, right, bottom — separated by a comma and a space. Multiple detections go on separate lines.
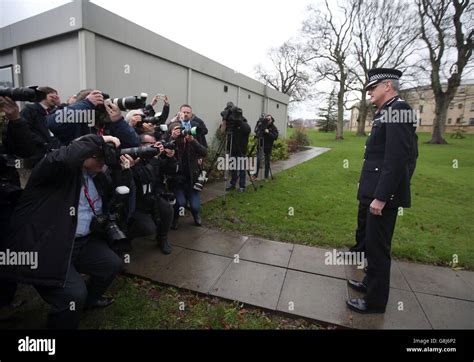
102, 140, 176, 166
0, 86, 47, 102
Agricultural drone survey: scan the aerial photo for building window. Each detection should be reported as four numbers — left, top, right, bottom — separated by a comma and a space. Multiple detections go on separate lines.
469, 118, 474, 125
456, 118, 461, 124
223, 85, 228, 93
419, 105, 423, 113
276, 104, 280, 109
447, 118, 452, 124
458, 103, 463, 109
0, 65, 14, 88
471, 102, 474, 111
449, 103, 454, 109
248, 94, 251, 99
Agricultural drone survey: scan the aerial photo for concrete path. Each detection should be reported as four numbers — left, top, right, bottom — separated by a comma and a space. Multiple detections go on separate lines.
125, 147, 474, 329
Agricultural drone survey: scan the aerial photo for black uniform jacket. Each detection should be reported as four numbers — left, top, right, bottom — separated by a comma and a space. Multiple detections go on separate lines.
357, 96, 417, 209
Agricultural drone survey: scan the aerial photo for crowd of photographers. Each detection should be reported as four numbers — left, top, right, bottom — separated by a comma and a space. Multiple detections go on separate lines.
0, 85, 278, 328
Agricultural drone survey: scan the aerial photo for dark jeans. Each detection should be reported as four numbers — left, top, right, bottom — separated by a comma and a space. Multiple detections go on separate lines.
35, 235, 123, 329
128, 197, 173, 242
173, 184, 201, 218
362, 207, 398, 308
255, 150, 271, 178
230, 169, 246, 189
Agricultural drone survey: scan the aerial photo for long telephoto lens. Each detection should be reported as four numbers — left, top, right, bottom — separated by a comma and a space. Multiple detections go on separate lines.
0, 86, 47, 102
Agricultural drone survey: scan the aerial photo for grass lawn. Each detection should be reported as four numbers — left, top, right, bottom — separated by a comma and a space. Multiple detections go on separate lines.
3, 276, 324, 330
202, 130, 474, 269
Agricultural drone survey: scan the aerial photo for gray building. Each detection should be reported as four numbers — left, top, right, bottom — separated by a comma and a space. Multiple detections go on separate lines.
0, 0, 288, 140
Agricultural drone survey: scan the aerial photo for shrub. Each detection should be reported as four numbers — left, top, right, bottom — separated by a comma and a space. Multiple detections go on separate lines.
288, 127, 310, 150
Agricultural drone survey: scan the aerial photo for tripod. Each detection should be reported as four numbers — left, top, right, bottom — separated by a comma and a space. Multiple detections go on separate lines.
204, 127, 257, 205
252, 135, 273, 180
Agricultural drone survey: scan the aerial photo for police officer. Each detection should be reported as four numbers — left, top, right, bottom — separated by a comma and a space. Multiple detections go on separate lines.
346, 68, 418, 314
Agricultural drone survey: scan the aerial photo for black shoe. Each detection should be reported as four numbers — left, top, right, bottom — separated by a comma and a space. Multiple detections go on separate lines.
347, 279, 368, 293
346, 298, 385, 314
158, 238, 173, 255
193, 214, 202, 226
85, 296, 115, 310
226, 185, 235, 192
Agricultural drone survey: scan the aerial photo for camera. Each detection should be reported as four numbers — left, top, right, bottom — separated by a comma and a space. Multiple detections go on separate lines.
0, 86, 47, 102
90, 186, 129, 244
159, 192, 176, 205
100, 92, 148, 111
136, 114, 162, 128
193, 170, 208, 192
102, 140, 176, 166
179, 126, 199, 137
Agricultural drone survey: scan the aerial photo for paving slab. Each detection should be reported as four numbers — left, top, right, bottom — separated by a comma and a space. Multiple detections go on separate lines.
210, 260, 287, 310
159, 249, 232, 293
125, 237, 184, 280
349, 288, 432, 329
416, 292, 474, 329
289, 245, 347, 279
456, 269, 474, 290
398, 261, 474, 301
171, 229, 248, 257
277, 270, 352, 327
238, 237, 293, 268
169, 224, 210, 247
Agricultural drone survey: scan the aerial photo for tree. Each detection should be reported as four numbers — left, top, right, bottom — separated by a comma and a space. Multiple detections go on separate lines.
255, 40, 312, 103
350, 0, 420, 136
302, 0, 356, 140
417, 0, 473, 144
316, 88, 338, 132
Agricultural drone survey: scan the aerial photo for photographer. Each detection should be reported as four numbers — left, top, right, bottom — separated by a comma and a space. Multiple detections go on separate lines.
167, 121, 207, 229
0, 96, 39, 320
5, 134, 132, 329
127, 133, 178, 255
222, 106, 251, 192
19, 86, 60, 164
179, 104, 208, 148
251, 114, 278, 180
48, 89, 140, 148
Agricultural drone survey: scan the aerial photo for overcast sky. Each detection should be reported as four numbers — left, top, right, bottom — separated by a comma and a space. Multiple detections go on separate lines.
0, 0, 322, 118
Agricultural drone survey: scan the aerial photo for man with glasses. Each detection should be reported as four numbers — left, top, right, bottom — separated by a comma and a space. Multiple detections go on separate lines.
346, 68, 418, 314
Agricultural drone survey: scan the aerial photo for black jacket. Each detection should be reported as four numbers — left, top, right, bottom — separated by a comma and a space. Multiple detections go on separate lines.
132, 154, 178, 210
227, 117, 251, 157
170, 138, 207, 187
20, 103, 59, 162
255, 118, 279, 153
189, 115, 208, 148
357, 96, 417, 209
3, 134, 128, 287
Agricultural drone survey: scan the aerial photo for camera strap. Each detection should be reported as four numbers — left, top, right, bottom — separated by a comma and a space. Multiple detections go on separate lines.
81, 175, 100, 217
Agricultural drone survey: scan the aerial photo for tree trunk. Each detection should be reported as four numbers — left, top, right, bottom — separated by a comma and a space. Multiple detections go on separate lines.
336, 82, 345, 140
356, 94, 368, 136
428, 95, 448, 144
